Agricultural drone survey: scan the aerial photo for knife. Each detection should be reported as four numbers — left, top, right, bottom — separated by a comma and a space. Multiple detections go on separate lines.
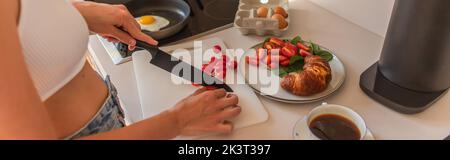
131, 40, 234, 92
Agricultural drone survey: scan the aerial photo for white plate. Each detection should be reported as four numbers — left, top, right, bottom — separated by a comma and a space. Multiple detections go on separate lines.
238, 42, 346, 103
292, 117, 375, 140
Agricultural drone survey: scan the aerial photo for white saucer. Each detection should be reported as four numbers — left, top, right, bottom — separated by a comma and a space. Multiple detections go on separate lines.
292, 117, 375, 140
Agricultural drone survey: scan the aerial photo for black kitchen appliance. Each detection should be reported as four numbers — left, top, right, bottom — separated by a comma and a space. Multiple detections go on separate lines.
360, 0, 450, 114
89, 0, 239, 58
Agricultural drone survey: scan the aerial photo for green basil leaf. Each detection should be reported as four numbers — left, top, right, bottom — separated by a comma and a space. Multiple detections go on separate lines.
291, 61, 304, 71
310, 42, 321, 55
264, 37, 271, 43
289, 55, 304, 65
315, 50, 334, 61
308, 42, 315, 54
284, 60, 304, 73
290, 36, 303, 45
278, 68, 288, 77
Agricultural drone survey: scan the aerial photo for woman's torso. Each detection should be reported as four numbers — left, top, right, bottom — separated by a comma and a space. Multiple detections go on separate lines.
18, 0, 108, 138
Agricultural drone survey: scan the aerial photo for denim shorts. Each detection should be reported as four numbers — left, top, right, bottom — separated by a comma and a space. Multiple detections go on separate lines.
66, 76, 126, 139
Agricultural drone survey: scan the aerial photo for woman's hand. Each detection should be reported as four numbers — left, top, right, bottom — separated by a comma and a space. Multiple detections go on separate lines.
73, 1, 157, 50
170, 88, 241, 136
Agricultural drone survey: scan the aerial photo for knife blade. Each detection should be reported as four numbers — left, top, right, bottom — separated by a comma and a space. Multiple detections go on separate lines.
132, 40, 234, 92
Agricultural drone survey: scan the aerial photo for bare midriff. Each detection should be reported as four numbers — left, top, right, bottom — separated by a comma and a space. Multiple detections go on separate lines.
44, 62, 108, 139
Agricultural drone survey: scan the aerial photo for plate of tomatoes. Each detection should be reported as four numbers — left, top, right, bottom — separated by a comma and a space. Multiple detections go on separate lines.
238, 36, 346, 103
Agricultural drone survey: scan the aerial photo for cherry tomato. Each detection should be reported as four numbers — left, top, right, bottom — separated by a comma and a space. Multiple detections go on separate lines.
269, 37, 285, 47
300, 50, 312, 57
297, 42, 310, 52
213, 45, 222, 53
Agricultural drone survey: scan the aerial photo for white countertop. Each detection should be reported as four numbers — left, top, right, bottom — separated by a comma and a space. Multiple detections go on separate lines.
87, 0, 450, 140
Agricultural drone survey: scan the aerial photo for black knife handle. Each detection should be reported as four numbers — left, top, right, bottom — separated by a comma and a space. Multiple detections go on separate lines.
135, 40, 158, 50
134, 40, 159, 57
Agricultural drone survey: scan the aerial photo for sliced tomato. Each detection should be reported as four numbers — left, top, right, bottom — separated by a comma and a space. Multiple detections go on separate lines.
300, 50, 312, 57
269, 37, 285, 47
281, 43, 298, 58
210, 56, 217, 63
297, 42, 310, 52
280, 60, 290, 66
264, 42, 277, 50
285, 43, 299, 53
278, 55, 288, 62
281, 47, 296, 58
213, 45, 222, 53
201, 64, 208, 71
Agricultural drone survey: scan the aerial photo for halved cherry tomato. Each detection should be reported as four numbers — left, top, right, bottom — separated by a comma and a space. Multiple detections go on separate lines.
278, 55, 288, 62
281, 47, 296, 58
269, 37, 285, 47
280, 43, 298, 58
264, 42, 278, 50
285, 43, 299, 53
280, 60, 290, 66
213, 45, 222, 53
297, 42, 310, 52
300, 50, 312, 57
210, 56, 217, 63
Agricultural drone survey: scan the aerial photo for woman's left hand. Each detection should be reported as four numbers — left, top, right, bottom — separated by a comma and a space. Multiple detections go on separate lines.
73, 1, 157, 50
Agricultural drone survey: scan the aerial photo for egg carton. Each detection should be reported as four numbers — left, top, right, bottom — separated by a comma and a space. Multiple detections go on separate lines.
234, 0, 289, 37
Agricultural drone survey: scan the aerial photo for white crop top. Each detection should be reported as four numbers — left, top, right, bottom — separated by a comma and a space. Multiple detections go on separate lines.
18, 0, 89, 100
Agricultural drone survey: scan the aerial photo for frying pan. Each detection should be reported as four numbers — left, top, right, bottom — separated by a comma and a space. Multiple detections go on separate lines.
125, 0, 191, 40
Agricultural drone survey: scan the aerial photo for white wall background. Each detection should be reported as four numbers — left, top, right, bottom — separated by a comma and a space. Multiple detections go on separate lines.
308, 0, 395, 37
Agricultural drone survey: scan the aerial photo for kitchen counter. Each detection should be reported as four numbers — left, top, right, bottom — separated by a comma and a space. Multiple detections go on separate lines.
88, 0, 450, 140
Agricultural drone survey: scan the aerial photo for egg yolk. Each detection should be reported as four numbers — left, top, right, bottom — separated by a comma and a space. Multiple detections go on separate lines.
139, 16, 155, 25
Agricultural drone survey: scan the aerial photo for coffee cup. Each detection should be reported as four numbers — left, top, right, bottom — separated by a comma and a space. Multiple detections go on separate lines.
304, 103, 367, 140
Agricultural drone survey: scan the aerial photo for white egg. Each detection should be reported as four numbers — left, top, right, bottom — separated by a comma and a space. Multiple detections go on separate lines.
136, 15, 170, 32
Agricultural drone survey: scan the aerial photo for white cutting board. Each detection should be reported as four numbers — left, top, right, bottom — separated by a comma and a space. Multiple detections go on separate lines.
132, 37, 269, 138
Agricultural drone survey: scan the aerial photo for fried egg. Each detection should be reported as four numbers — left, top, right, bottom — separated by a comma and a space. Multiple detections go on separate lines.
136, 15, 170, 32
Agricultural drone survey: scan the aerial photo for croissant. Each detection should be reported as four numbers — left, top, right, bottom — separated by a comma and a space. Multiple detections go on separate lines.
281, 56, 332, 96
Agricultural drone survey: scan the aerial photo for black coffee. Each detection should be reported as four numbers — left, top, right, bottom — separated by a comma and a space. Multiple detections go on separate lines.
309, 114, 361, 140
